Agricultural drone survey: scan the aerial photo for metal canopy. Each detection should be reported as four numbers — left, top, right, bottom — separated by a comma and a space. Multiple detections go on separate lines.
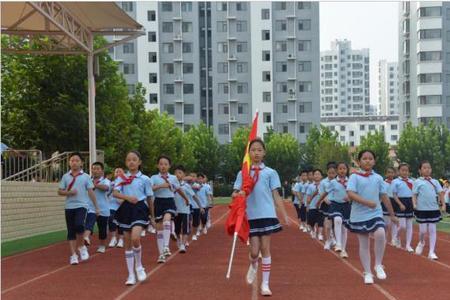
1, 1, 145, 167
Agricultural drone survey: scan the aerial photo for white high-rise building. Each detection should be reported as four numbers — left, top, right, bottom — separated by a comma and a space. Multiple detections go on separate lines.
378, 60, 399, 116
320, 39, 370, 117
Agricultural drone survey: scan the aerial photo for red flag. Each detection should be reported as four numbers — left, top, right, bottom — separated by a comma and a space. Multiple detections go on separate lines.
225, 112, 259, 243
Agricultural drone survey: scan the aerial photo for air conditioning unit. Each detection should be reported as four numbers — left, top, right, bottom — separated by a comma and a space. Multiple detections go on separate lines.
230, 116, 236, 121
288, 54, 292, 58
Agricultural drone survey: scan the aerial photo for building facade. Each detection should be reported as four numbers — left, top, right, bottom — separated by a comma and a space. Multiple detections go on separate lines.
378, 60, 399, 116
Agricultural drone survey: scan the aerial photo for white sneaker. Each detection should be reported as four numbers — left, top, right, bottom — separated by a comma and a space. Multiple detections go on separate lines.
395, 239, 402, 248
108, 237, 117, 248
246, 264, 257, 284
192, 235, 198, 241
260, 282, 272, 296
163, 247, 172, 257
84, 237, 91, 246
323, 240, 332, 250
202, 228, 208, 235
117, 238, 124, 248
196, 231, 201, 237
157, 254, 166, 263
70, 254, 79, 265
179, 245, 186, 253
331, 237, 337, 247
374, 265, 387, 280
340, 250, 348, 259
125, 274, 136, 285
302, 227, 308, 233
148, 226, 156, 234
334, 244, 342, 252
318, 234, 324, 241
206, 220, 212, 229
79, 246, 89, 261
299, 224, 303, 230
96, 246, 106, 253
364, 272, 374, 284
406, 245, 414, 253
310, 231, 317, 239
136, 266, 147, 282
141, 230, 146, 237
390, 238, 397, 246
415, 241, 425, 255
428, 252, 438, 260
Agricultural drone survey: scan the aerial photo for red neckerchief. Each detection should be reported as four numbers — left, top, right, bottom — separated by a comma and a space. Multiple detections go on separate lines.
251, 165, 262, 185
401, 177, 413, 190
338, 176, 348, 188
92, 176, 103, 190
311, 182, 320, 199
117, 173, 138, 187
160, 173, 176, 191
424, 177, 437, 193
67, 171, 83, 191
385, 178, 393, 184
355, 170, 372, 177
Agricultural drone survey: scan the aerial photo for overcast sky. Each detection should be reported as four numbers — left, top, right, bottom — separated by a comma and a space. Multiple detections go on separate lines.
320, 1, 399, 106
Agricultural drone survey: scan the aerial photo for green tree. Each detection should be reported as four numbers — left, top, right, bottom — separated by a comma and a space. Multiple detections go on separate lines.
221, 127, 250, 182
358, 131, 391, 174
265, 133, 301, 182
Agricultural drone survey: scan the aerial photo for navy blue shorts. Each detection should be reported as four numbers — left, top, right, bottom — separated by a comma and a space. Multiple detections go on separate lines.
307, 209, 324, 227
300, 204, 307, 222
200, 207, 209, 226
85, 212, 97, 232
175, 213, 190, 235
114, 200, 149, 231
108, 209, 117, 232
154, 197, 177, 222
65, 207, 87, 240
192, 208, 201, 227
293, 203, 301, 219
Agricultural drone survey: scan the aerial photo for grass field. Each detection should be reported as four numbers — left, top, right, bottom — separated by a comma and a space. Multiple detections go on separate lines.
2, 197, 447, 258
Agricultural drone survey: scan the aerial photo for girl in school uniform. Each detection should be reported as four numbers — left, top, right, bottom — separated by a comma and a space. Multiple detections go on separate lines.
319, 162, 351, 258
318, 163, 337, 249
413, 161, 445, 260
297, 170, 309, 232
150, 155, 189, 263
383, 167, 396, 247
347, 150, 398, 284
391, 163, 415, 252
306, 169, 324, 240
108, 168, 125, 248
291, 176, 302, 230
232, 138, 289, 296
113, 151, 154, 285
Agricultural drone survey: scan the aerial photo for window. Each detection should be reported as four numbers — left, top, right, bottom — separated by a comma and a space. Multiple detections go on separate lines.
122, 2, 133, 12
236, 21, 247, 32
218, 63, 228, 73
163, 64, 174, 74
238, 103, 248, 114
183, 63, 194, 74
165, 104, 174, 115
275, 2, 287, 10
276, 41, 287, 52
299, 102, 312, 113
149, 93, 158, 104
236, 2, 247, 11
237, 42, 247, 52
391, 135, 398, 141
418, 29, 441, 39
147, 10, 156, 21
418, 6, 441, 17
263, 92, 271, 102
262, 51, 270, 61
276, 62, 287, 72
217, 2, 227, 11
181, 2, 192, 12
237, 62, 248, 73
218, 42, 228, 53
148, 52, 157, 63
122, 43, 134, 54
349, 131, 354, 137
162, 22, 173, 33
262, 71, 271, 81
219, 124, 229, 135
275, 20, 287, 31
298, 61, 312, 72
217, 21, 227, 32
263, 113, 271, 123
262, 30, 270, 41
161, 2, 173, 12
123, 63, 135, 74
276, 82, 288, 93
164, 84, 174, 94
298, 40, 311, 51
298, 2, 311, 9
447, 30, 450, 42
148, 31, 156, 42
127, 84, 135, 95
369, 125, 376, 130
183, 84, 194, 94
237, 83, 248, 94
299, 81, 312, 92
391, 124, 398, 130
219, 104, 229, 115
184, 104, 194, 114
182, 22, 193, 32
182, 42, 192, 53
277, 104, 288, 113
418, 51, 441, 61
163, 43, 174, 53
419, 95, 442, 105
418, 73, 441, 83
261, 9, 270, 20
299, 122, 312, 134
298, 19, 311, 30
218, 83, 229, 94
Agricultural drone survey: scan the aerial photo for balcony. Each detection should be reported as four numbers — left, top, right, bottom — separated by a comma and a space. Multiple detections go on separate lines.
417, 17, 442, 30
417, 40, 442, 52
417, 83, 442, 96
417, 104, 443, 118
417, 62, 442, 74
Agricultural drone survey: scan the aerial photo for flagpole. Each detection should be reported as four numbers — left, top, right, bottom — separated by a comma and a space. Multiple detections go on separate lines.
226, 232, 238, 279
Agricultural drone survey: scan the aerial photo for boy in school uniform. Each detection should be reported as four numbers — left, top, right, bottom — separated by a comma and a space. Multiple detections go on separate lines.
197, 173, 214, 235
58, 152, 99, 265
188, 172, 203, 241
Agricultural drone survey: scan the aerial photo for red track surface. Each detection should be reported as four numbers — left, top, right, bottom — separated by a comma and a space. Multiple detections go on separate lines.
2, 204, 450, 300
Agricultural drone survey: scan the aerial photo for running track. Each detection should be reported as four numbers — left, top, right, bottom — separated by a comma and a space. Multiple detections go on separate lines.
2, 204, 450, 299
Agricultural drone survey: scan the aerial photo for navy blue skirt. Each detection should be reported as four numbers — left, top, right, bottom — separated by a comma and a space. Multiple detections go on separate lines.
249, 218, 282, 237
348, 217, 385, 233
381, 198, 394, 216
154, 197, 177, 222
328, 201, 351, 223
414, 210, 442, 224
394, 197, 414, 218
319, 202, 330, 217
113, 200, 149, 231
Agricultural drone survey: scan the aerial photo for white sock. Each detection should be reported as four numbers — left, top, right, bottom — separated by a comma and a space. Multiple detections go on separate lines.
406, 218, 413, 248
383, 215, 391, 227
373, 228, 386, 266
357, 234, 371, 274
398, 218, 406, 244
334, 217, 343, 246
391, 222, 398, 242
261, 256, 271, 284
419, 223, 427, 244
342, 226, 348, 250
133, 246, 142, 269
171, 220, 175, 235
163, 221, 171, 248
428, 223, 437, 254
125, 250, 135, 277
157, 231, 164, 255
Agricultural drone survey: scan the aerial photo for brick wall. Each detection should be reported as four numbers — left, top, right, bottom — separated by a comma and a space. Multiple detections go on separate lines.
1, 182, 66, 241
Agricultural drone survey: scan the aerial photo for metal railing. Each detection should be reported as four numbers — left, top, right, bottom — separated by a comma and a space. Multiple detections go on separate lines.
1, 149, 43, 180
2, 150, 104, 182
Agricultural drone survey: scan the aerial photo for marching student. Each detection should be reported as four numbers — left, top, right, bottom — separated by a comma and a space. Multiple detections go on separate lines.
297, 170, 309, 232
232, 138, 289, 296
306, 169, 324, 240
318, 163, 337, 250
347, 150, 398, 284
291, 176, 302, 230
197, 173, 214, 235
85, 162, 111, 253
188, 172, 203, 241
150, 155, 189, 263
58, 152, 98, 265
204, 175, 214, 229
391, 163, 415, 252
113, 151, 154, 285
301, 169, 314, 232
108, 168, 125, 248
319, 162, 350, 258
413, 161, 445, 260
443, 180, 450, 216
383, 167, 396, 247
